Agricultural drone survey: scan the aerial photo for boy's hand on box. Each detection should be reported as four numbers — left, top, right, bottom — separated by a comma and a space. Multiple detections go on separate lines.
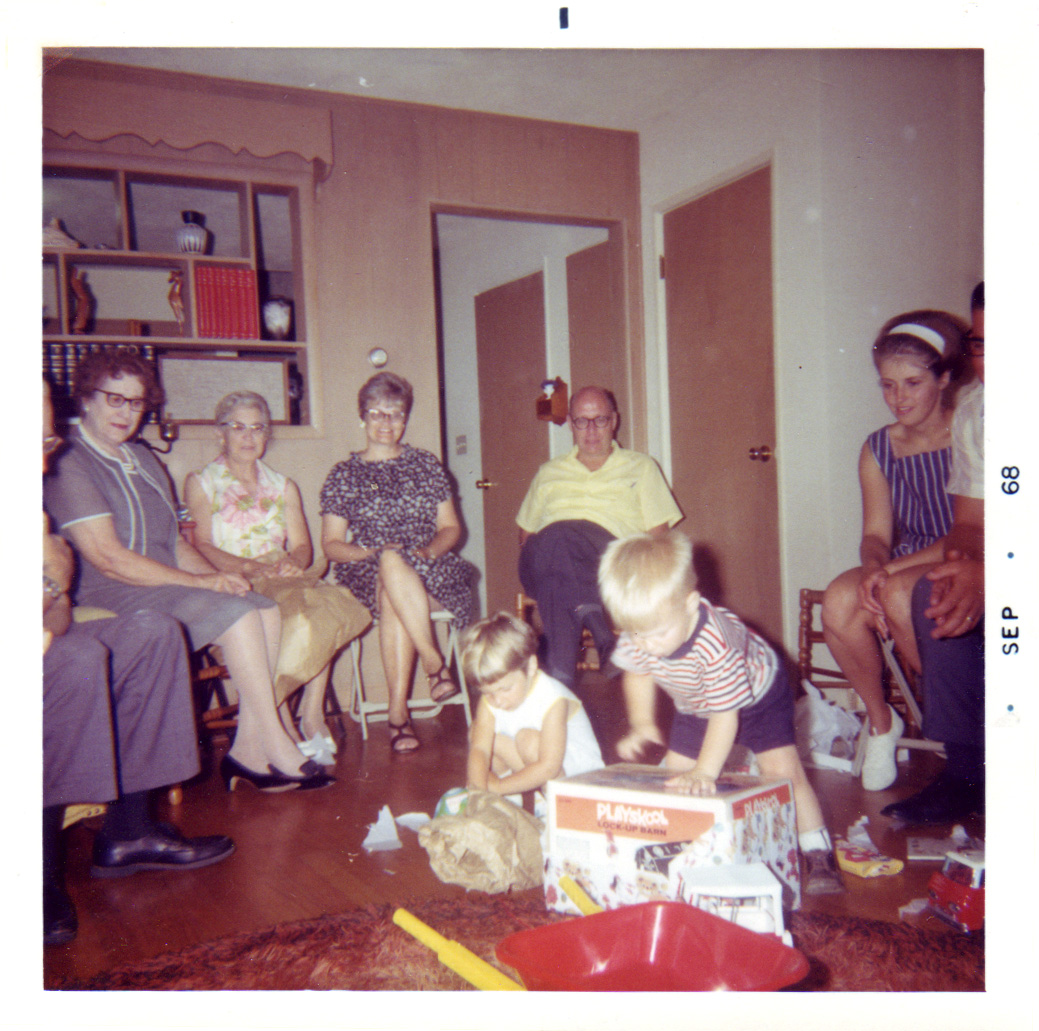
666, 768, 717, 796
616, 725, 664, 761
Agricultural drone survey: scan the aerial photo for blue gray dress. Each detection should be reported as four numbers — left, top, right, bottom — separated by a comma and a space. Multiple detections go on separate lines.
44, 427, 275, 649
867, 425, 953, 558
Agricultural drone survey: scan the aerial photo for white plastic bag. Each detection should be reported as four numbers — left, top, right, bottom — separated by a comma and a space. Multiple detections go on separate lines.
795, 680, 862, 765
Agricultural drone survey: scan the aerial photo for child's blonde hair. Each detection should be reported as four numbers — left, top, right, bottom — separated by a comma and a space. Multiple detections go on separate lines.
598, 530, 698, 632
460, 611, 538, 691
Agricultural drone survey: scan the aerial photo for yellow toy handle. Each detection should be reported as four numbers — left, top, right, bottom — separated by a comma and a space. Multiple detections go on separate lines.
559, 875, 604, 915
392, 908, 525, 991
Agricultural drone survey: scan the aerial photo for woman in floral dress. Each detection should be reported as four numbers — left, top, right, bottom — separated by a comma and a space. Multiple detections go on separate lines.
320, 373, 474, 753
186, 391, 371, 767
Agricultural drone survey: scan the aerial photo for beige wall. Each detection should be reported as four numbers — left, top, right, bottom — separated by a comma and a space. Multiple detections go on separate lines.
637, 49, 983, 655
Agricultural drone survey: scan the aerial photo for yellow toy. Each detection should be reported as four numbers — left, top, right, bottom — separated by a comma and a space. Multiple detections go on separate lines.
392, 908, 524, 991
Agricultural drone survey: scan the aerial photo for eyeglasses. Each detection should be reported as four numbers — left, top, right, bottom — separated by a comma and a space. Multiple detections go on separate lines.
571, 414, 613, 430
96, 389, 147, 413
221, 421, 270, 434
43, 434, 63, 456
366, 409, 406, 424
964, 334, 984, 357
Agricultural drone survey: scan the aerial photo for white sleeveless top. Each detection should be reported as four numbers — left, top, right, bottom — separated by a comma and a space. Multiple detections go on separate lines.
486, 670, 604, 778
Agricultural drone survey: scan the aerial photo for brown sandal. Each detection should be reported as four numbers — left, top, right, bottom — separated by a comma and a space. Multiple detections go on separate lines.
427, 664, 459, 704
388, 718, 420, 754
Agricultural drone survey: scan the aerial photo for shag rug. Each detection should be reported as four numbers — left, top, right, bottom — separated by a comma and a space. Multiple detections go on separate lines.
60, 894, 983, 992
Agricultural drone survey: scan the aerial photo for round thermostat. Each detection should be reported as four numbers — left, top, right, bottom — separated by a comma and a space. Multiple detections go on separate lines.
368, 347, 388, 368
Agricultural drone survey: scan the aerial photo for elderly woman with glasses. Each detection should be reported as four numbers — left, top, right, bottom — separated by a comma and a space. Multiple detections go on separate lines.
184, 391, 370, 765
44, 350, 333, 793
319, 372, 474, 753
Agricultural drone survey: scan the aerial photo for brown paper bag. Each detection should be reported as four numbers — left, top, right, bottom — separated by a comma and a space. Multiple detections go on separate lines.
418, 790, 544, 893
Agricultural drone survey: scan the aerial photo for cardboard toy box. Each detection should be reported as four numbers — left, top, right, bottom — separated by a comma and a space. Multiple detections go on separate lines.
544, 764, 801, 915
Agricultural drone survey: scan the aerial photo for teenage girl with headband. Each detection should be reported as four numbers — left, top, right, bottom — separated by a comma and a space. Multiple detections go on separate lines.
821, 310, 972, 791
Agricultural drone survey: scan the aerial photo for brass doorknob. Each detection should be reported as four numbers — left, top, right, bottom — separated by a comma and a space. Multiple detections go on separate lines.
748, 445, 773, 462
476, 479, 497, 490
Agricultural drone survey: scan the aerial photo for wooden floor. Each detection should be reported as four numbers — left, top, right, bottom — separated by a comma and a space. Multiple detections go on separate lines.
43, 669, 982, 989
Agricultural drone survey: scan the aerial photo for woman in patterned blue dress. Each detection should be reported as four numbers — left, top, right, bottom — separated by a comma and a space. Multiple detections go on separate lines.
320, 373, 474, 752
822, 311, 972, 790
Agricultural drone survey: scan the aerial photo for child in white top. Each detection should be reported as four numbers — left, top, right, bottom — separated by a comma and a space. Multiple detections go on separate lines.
462, 612, 603, 797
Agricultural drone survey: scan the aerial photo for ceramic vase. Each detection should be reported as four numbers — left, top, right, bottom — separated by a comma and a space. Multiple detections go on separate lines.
177, 210, 209, 254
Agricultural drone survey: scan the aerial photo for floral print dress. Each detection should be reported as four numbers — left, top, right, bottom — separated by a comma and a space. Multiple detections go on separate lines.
195, 457, 288, 558
319, 444, 474, 628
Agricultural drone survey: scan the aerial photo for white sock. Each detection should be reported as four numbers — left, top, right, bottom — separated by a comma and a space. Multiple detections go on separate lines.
798, 827, 833, 853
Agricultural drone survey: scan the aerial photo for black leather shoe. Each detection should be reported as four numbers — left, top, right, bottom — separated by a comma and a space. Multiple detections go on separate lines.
44, 882, 77, 945
881, 775, 984, 824
221, 754, 335, 793
91, 822, 235, 879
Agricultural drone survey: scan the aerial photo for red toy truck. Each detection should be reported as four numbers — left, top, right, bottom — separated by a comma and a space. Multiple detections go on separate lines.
927, 847, 985, 933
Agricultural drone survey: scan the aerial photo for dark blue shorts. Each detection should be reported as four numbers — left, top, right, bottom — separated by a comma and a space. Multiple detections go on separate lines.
668, 663, 796, 759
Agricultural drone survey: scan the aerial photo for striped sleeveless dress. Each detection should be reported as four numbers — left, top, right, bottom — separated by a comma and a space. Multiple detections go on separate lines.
867, 426, 953, 558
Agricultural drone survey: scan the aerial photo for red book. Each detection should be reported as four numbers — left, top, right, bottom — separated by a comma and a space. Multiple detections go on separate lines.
216, 267, 232, 339
244, 269, 260, 338
194, 265, 211, 337
234, 268, 248, 339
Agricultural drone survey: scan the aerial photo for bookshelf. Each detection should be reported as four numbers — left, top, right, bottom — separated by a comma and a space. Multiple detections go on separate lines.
43, 162, 308, 425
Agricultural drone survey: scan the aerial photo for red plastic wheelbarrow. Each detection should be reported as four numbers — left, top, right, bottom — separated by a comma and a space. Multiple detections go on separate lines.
494, 877, 809, 992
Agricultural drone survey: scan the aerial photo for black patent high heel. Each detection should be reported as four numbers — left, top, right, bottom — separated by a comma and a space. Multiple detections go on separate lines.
220, 754, 334, 793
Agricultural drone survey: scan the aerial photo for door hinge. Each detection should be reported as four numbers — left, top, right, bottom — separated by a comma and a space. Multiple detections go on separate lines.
659, 255, 666, 279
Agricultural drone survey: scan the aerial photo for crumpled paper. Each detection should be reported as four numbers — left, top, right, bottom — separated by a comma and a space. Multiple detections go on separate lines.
835, 816, 903, 877
906, 824, 975, 861
363, 805, 402, 852
418, 790, 544, 893
795, 680, 863, 770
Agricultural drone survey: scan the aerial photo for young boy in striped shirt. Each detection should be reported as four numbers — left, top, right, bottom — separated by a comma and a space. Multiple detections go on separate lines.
598, 530, 843, 895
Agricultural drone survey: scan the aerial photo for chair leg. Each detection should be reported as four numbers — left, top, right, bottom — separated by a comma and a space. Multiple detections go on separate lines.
348, 638, 369, 740
323, 675, 347, 734
878, 635, 926, 732
446, 624, 473, 728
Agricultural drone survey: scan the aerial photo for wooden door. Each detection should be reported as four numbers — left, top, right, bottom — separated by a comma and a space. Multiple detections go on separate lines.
475, 271, 549, 615
664, 165, 782, 645
567, 235, 629, 425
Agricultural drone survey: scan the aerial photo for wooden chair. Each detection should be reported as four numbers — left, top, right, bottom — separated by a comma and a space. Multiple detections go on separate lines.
797, 588, 944, 772
346, 610, 473, 739
189, 645, 350, 741
515, 592, 603, 672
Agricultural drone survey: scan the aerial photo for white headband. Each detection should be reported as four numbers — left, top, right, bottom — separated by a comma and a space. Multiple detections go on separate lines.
887, 322, 945, 354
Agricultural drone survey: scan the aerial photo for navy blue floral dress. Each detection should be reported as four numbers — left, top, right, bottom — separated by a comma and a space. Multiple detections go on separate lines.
319, 445, 474, 627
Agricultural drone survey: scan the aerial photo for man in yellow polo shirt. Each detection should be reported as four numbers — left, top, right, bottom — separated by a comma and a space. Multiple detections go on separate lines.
517, 386, 682, 688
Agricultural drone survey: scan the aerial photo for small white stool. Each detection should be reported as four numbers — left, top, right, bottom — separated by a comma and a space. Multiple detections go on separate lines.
347, 609, 472, 739
674, 862, 790, 944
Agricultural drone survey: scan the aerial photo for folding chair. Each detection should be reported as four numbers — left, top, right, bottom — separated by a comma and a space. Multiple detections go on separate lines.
346, 610, 472, 739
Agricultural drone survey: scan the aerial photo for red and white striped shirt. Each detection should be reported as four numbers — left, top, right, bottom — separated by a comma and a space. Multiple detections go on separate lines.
612, 600, 778, 714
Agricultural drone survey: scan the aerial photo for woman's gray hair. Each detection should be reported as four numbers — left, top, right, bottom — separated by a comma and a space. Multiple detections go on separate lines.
215, 391, 272, 427
357, 372, 413, 420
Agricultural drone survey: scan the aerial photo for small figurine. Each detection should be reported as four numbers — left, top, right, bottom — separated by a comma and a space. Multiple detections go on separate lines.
536, 377, 568, 425
69, 267, 93, 334
167, 269, 186, 334
43, 217, 82, 249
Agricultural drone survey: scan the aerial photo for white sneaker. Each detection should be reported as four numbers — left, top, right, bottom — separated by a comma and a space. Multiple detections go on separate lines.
861, 706, 905, 791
